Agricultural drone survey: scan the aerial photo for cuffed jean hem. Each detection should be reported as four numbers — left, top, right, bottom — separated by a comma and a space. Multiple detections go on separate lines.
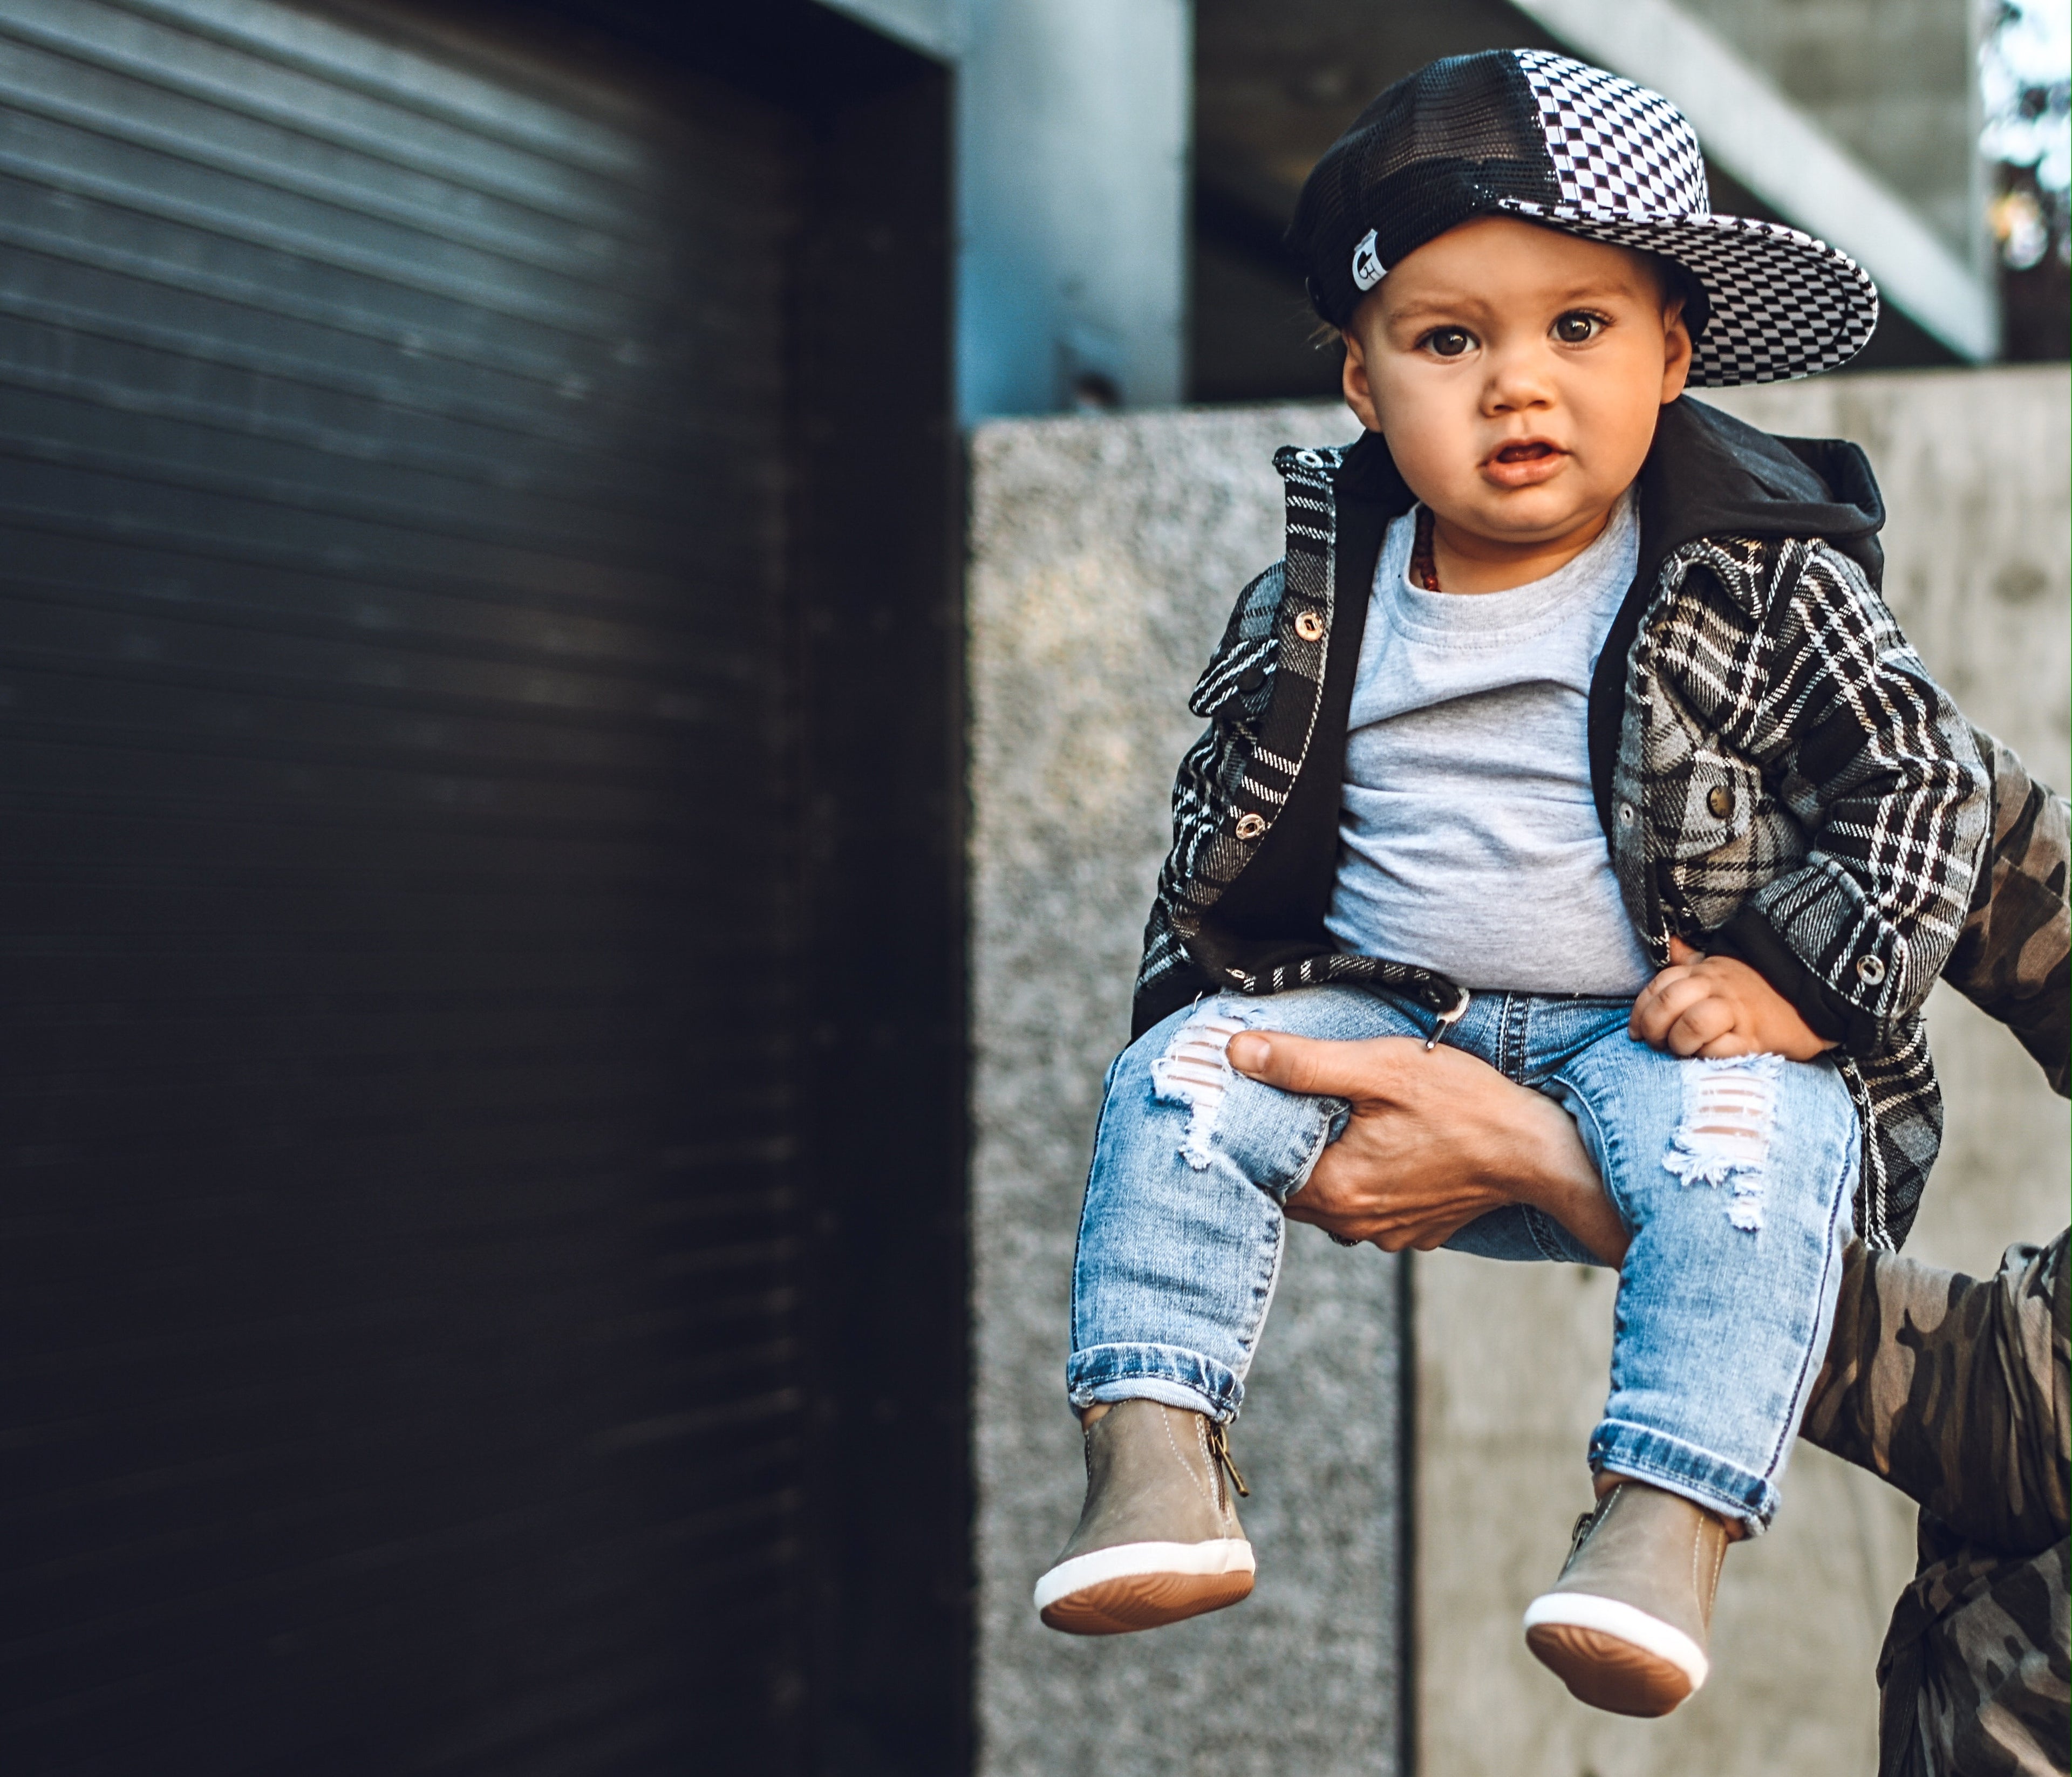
1590, 1419, 1782, 1534
1066, 1342, 1241, 1423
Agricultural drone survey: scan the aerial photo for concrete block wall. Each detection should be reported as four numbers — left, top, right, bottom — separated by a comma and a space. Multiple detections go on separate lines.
966, 367, 2068, 1776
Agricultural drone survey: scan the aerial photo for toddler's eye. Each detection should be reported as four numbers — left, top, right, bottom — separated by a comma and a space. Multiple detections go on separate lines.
1424, 327, 1474, 358
1553, 312, 1603, 344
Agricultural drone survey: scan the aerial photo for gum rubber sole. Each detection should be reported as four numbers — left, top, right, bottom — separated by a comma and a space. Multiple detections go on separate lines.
1039, 1566, 1255, 1636
1525, 1622, 1695, 1717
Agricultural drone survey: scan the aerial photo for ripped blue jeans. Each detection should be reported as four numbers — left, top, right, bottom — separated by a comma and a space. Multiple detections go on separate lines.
1068, 986, 1858, 1531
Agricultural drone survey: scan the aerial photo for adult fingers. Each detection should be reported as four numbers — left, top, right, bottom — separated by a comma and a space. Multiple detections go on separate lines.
1283, 1140, 1389, 1234
1285, 1158, 1450, 1241
1283, 1184, 1378, 1243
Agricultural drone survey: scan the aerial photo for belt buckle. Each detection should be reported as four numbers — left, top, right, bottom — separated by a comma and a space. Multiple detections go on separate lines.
1423, 984, 1470, 1052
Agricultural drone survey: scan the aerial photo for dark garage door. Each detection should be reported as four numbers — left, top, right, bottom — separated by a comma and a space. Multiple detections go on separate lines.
0, 3, 962, 1772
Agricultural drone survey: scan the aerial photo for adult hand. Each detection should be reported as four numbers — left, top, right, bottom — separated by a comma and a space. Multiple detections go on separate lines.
1224, 1028, 1630, 1266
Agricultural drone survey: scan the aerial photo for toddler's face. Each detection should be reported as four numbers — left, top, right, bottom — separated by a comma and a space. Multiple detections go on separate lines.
1341, 218, 1692, 551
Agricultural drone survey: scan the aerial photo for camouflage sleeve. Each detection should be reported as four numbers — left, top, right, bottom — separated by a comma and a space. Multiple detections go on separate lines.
1802, 1229, 2068, 1553
1803, 1231, 2071, 1777
1875, 1525, 2068, 1777
1942, 727, 2070, 1096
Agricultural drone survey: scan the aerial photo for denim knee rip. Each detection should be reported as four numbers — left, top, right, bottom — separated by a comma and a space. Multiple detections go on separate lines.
1149, 999, 1259, 1170
1662, 1054, 1780, 1231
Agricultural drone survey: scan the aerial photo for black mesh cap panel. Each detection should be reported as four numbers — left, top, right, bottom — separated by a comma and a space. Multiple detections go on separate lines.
1289, 51, 1559, 328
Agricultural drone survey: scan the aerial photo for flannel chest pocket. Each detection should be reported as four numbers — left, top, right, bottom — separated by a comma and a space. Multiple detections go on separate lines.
1628, 673, 1809, 933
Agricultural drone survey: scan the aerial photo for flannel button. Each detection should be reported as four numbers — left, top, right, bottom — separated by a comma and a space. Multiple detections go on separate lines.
1234, 812, 1267, 841
1706, 784, 1733, 819
1238, 665, 1266, 692
1294, 449, 1324, 468
1856, 955, 1886, 986
1618, 802, 1637, 825
1294, 611, 1325, 641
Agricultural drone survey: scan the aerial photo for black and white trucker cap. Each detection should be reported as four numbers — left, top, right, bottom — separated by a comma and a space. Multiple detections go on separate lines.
1288, 49, 1880, 385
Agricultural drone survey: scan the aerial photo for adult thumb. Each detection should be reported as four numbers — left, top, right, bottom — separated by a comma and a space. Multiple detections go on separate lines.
1226, 1028, 1377, 1099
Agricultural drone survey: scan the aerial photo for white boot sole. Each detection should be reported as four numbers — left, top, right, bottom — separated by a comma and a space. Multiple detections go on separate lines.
1523, 1591, 1709, 1717
1034, 1539, 1255, 1635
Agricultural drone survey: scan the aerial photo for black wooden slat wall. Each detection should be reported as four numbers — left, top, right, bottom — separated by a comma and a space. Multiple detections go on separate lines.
0, 3, 963, 1772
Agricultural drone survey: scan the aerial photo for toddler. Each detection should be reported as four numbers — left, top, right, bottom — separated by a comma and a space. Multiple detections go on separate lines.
1034, 51, 1986, 1719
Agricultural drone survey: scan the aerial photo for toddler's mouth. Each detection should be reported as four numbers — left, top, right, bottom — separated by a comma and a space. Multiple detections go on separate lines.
1483, 438, 1567, 486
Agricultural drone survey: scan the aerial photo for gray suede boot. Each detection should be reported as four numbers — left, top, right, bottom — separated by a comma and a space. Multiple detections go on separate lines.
1523, 1480, 1731, 1717
1033, 1400, 1255, 1636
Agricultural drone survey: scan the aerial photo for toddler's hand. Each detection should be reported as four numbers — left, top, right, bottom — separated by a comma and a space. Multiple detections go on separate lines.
1630, 937, 1837, 1061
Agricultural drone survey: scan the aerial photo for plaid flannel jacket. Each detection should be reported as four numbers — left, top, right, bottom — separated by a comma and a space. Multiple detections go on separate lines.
1134, 399, 1989, 1249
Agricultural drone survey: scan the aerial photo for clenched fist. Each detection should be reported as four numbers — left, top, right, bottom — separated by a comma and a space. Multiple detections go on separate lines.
1630, 937, 1836, 1061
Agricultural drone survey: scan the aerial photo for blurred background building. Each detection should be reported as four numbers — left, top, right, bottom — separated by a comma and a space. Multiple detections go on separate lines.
900, 0, 2067, 419
0, 2, 2061, 1775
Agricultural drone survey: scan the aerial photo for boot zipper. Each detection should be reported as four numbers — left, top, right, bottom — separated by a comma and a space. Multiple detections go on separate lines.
1206, 1420, 1250, 1499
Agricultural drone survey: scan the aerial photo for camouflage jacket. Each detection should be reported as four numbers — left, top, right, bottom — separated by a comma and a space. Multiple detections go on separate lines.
1804, 1231, 2069, 1776
1802, 732, 2069, 1775
1944, 729, 2070, 1097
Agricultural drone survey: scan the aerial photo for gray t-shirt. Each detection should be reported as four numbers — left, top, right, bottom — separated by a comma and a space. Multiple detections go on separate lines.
1324, 492, 1655, 995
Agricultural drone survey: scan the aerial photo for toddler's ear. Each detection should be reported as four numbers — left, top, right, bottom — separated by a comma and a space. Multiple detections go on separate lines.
1659, 305, 1695, 405
1340, 327, 1384, 433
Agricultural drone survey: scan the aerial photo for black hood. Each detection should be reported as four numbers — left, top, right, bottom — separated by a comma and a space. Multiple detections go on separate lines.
1590, 395, 1886, 836
1640, 394, 1885, 586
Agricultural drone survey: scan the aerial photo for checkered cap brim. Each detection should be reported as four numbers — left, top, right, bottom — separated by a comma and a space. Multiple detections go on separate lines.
1507, 50, 1876, 384
1500, 200, 1879, 384
1290, 49, 1881, 386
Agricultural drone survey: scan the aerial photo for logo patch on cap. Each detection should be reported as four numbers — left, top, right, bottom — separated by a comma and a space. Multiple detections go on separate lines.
1350, 229, 1385, 291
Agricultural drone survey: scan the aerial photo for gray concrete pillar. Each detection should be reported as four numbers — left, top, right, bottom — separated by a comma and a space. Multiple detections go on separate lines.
1412, 366, 2068, 1777
815, 0, 1191, 419
968, 406, 1407, 1774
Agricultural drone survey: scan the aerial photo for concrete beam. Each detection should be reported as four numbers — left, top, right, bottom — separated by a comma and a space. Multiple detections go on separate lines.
1511, 0, 1999, 362
815, 0, 965, 61
815, 0, 1192, 419
956, 0, 1191, 419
